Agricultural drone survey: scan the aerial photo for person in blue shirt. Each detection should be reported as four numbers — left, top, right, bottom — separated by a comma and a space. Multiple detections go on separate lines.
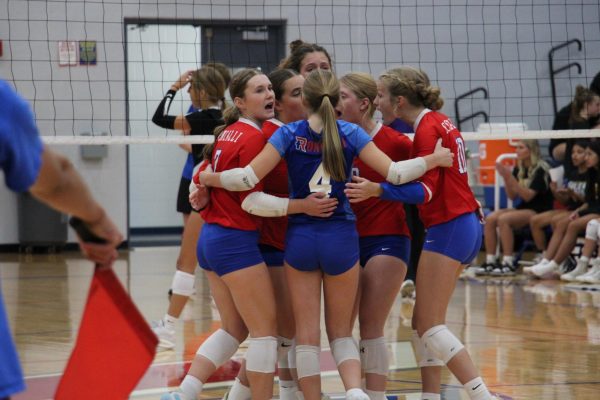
198, 69, 452, 400
0, 79, 122, 399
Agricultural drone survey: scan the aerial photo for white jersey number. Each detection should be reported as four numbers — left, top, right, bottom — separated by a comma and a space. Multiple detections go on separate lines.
456, 137, 467, 174
213, 149, 222, 171
309, 163, 332, 196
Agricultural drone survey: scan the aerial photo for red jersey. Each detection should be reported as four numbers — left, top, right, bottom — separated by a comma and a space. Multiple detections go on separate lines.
201, 118, 265, 231
411, 110, 478, 227
352, 123, 413, 237
259, 118, 288, 250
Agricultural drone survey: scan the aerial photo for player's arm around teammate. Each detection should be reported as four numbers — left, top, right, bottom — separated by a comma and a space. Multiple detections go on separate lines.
162, 69, 280, 400
336, 72, 414, 400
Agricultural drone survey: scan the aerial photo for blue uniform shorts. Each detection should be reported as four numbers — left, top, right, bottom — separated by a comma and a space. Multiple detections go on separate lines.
197, 223, 264, 276
422, 212, 483, 264
284, 220, 359, 276
359, 235, 411, 267
0, 291, 25, 398
259, 244, 285, 267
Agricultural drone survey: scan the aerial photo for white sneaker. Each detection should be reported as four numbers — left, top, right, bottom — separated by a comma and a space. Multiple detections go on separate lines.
561, 260, 589, 281
345, 388, 370, 400
581, 267, 600, 283
575, 264, 600, 282
532, 261, 559, 279
152, 319, 176, 349
524, 258, 548, 275
400, 279, 416, 298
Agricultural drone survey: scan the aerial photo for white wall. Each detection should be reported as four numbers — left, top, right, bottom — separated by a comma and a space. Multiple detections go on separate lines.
1, 0, 599, 244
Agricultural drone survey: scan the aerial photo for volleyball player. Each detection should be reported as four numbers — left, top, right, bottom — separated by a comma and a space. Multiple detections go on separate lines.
336, 72, 413, 400
151, 65, 227, 349
345, 66, 497, 400
279, 39, 332, 77
0, 80, 123, 399
221, 69, 308, 400
198, 69, 452, 400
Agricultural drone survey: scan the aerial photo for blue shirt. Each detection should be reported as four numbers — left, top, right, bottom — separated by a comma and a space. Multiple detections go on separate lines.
0, 79, 38, 396
0, 80, 43, 192
269, 119, 371, 223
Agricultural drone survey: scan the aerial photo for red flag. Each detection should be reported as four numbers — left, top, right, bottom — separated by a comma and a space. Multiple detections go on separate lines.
55, 267, 158, 399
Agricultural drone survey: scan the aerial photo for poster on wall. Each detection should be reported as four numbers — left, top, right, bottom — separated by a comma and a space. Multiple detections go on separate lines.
79, 41, 97, 65
58, 41, 78, 66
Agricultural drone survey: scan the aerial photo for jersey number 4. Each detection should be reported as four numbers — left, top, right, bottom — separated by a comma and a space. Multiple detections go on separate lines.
309, 163, 332, 196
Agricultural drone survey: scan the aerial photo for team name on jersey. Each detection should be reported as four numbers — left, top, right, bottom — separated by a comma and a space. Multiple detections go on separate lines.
295, 136, 322, 153
218, 129, 244, 143
294, 136, 349, 153
440, 119, 457, 134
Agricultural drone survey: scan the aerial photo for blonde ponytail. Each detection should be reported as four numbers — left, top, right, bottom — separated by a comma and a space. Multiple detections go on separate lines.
304, 70, 346, 181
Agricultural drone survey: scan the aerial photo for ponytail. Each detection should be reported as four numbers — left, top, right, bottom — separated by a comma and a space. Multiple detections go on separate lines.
203, 105, 240, 160
304, 70, 346, 181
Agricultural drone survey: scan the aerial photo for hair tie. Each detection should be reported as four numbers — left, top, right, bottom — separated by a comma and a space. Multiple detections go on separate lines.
320, 94, 330, 102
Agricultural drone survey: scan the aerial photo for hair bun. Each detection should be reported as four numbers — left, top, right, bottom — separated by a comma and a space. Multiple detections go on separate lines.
289, 39, 305, 52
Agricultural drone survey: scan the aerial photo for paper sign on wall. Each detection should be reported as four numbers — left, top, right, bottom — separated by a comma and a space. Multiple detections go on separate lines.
79, 41, 97, 65
58, 41, 78, 66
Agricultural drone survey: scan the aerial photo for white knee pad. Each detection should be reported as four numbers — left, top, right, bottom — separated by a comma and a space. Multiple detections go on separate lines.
410, 330, 444, 368
422, 325, 464, 364
171, 270, 195, 296
287, 339, 297, 369
359, 337, 389, 376
330, 337, 360, 366
586, 219, 600, 240
295, 345, 321, 379
277, 336, 294, 369
246, 336, 278, 373
196, 329, 240, 367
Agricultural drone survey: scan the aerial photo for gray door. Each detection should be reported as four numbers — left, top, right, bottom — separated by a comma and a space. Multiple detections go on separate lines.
202, 23, 285, 73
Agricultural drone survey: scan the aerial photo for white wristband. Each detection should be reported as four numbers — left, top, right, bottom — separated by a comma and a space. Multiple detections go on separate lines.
219, 165, 260, 191
386, 157, 427, 185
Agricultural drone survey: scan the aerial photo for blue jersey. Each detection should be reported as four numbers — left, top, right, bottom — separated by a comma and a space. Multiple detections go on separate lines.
0, 79, 40, 397
269, 119, 371, 223
0, 80, 43, 192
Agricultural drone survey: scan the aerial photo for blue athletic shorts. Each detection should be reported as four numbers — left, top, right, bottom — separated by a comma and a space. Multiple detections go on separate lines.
284, 220, 359, 276
259, 244, 285, 267
422, 212, 483, 264
359, 235, 411, 267
0, 292, 25, 398
197, 223, 264, 276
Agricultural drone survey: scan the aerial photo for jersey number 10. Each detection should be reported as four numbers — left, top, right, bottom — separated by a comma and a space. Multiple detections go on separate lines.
456, 137, 467, 174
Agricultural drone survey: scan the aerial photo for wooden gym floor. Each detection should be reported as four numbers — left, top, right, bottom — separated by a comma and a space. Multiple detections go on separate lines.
2, 247, 600, 399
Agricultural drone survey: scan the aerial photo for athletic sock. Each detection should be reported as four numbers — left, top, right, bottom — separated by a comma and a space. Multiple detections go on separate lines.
464, 377, 492, 400
164, 313, 177, 330
227, 377, 251, 400
180, 375, 203, 399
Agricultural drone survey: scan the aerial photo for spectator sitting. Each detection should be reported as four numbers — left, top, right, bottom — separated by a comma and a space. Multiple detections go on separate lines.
480, 140, 552, 276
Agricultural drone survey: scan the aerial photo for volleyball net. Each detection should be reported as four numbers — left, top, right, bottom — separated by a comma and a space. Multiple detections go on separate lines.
1, 0, 600, 231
